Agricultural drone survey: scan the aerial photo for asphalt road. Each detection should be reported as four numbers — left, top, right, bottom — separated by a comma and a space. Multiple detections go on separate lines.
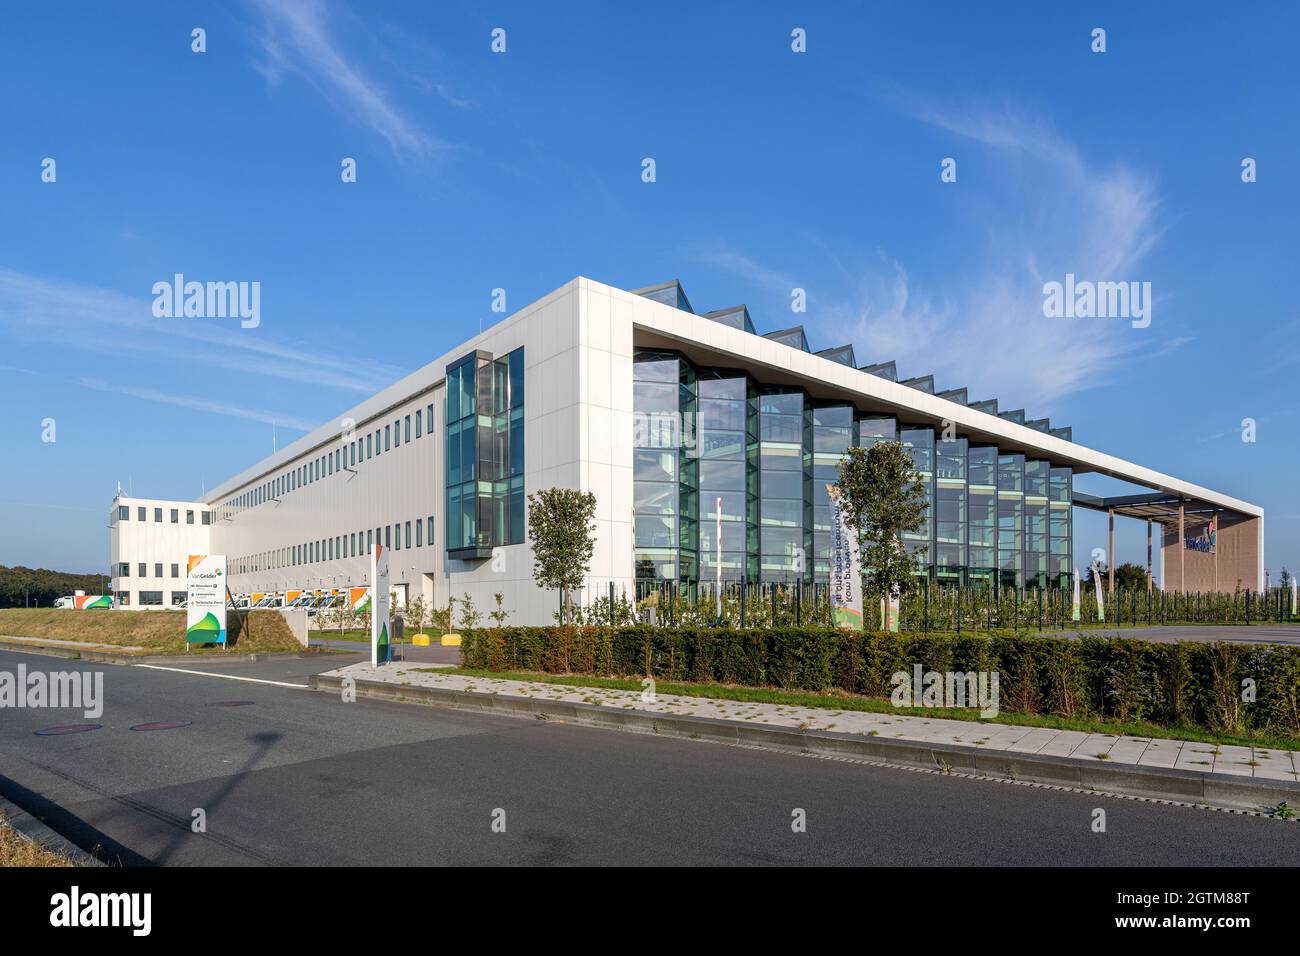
1034, 625, 1300, 645
1, 648, 1297, 866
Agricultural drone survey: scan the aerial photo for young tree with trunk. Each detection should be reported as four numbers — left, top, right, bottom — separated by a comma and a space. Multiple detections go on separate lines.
835, 441, 929, 631
527, 487, 597, 625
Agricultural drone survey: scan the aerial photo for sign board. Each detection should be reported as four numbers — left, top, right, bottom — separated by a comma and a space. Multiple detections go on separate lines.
186, 554, 227, 645
349, 586, 371, 613
370, 544, 391, 667
73, 595, 112, 609
825, 485, 863, 630
1091, 561, 1105, 622
1184, 516, 1217, 554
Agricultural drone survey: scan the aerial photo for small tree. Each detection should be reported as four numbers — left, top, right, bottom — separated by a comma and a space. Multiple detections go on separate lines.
459, 592, 481, 630
407, 595, 428, 638
527, 487, 597, 625
490, 592, 510, 628
836, 441, 929, 631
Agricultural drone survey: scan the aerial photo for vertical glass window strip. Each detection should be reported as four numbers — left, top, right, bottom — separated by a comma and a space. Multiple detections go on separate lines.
633, 350, 683, 583
898, 425, 935, 579
809, 403, 854, 585
967, 445, 998, 589
934, 436, 967, 586
997, 453, 1025, 589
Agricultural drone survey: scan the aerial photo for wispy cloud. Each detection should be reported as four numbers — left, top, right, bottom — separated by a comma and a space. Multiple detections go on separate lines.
706, 100, 1170, 410
0, 363, 318, 432
0, 268, 408, 396
247, 0, 445, 159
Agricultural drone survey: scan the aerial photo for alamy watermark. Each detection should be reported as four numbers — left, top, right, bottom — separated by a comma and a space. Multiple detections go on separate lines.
1, 664, 103, 718
891, 665, 999, 718
152, 273, 260, 329
1042, 274, 1150, 329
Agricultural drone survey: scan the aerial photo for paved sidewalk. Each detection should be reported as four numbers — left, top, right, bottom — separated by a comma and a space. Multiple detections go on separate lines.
322, 662, 1299, 783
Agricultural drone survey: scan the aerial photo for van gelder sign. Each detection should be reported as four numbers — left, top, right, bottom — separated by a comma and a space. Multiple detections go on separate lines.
1185, 517, 1217, 554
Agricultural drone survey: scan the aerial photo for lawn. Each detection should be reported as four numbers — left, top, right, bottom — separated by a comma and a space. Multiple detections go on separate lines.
0, 608, 306, 655
426, 665, 1300, 753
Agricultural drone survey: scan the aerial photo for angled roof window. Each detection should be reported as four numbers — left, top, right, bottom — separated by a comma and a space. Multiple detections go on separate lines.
631, 280, 694, 314
703, 305, 756, 333
860, 361, 897, 382
969, 399, 999, 415
937, 387, 968, 405
816, 344, 856, 366
763, 326, 810, 351
901, 375, 935, 394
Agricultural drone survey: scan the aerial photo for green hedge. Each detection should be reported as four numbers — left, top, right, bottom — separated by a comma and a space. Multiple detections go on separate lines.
461, 626, 1300, 738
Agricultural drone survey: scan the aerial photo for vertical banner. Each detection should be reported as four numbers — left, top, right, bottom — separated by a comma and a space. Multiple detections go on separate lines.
1092, 561, 1105, 622
825, 485, 863, 630
1071, 567, 1081, 622
186, 554, 227, 645
349, 586, 371, 613
370, 544, 390, 667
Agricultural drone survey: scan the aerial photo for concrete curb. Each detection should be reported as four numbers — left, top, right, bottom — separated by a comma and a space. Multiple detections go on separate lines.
0, 638, 335, 666
0, 794, 103, 867
310, 673, 1300, 816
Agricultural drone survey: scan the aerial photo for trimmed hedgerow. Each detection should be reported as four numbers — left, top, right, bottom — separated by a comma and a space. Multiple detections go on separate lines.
460, 625, 1300, 739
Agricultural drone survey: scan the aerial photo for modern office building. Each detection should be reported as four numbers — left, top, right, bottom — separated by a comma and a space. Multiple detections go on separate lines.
108, 277, 1265, 621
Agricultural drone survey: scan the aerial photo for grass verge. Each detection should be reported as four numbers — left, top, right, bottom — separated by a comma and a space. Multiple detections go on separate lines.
0, 814, 77, 867
422, 666, 1300, 752
0, 608, 306, 655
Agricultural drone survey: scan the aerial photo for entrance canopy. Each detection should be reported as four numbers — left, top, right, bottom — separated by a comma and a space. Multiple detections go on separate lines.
1071, 490, 1244, 526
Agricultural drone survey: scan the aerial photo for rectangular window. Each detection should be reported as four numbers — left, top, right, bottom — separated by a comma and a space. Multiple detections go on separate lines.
367, 529, 373, 554
171, 508, 179, 523
427, 403, 434, 431
405, 521, 411, 549
427, 516, 434, 547
154, 563, 163, 577
117, 562, 129, 577
170, 563, 179, 578
415, 409, 422, 438
404, 415, 411, 443
394, 419, 401, 448
138, 562, 147, 577
328, 455, 333, 476
367, 434, 373, 458
384, 525, 391, 549
350, 532, 356, 556
154, 507, 163, 522
202, 510, 210, 526
139, 591, 163, 606
138, 506, 146, 521
186, 510, 194, 524
171, 591, 186, 607
415, 520, 422, 547
118, 505, 129, 521
385, 425, 391, 451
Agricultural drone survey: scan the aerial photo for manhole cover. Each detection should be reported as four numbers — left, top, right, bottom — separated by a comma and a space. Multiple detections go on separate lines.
207, 700, 255, 707
34, 724, 103, 736
130, 721, 193, 732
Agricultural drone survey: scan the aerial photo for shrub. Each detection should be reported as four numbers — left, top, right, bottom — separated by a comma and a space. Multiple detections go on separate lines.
459, 625, 1300, 741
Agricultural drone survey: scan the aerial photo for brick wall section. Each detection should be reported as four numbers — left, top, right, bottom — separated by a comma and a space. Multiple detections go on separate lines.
1161, 514, 1260, 593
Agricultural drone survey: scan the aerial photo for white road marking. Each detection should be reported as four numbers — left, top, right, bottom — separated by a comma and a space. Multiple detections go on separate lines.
132, 664, 309, 689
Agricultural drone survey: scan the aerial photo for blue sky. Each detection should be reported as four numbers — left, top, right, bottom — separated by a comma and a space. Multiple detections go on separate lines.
1, 1, 1296, 580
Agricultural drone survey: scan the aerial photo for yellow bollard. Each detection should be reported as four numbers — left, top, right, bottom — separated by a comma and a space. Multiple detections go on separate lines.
412, 634, 431, 647
440, 633, 462, 647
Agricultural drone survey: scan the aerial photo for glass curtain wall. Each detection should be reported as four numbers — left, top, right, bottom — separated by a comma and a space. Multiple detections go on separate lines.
898, 425, 935, 579
810, 404, 855, 583
697, 371, 754, 583
967, 445, 998, 588
934, 436, 967, 586
1049, 467, 1073, 588
629, 350, 1078, 592
633, 350, 684, 582
758, 388, 808, 583
1023, 459, 1050, 589
997, 452, 1025, 588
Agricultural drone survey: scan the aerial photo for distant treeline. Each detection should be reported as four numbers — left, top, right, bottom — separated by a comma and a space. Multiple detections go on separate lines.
0, 565, 108, 608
